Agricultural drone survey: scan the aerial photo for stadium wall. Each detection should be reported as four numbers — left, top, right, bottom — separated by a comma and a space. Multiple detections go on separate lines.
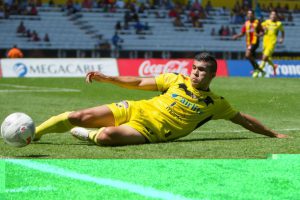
0, 59, 299, 78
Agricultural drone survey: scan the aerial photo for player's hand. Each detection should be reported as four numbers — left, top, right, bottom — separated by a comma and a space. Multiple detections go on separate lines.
85, 71, 108, 83
232, 35, 237, 40
274, 133, 289, 138
279, 37, 284, 44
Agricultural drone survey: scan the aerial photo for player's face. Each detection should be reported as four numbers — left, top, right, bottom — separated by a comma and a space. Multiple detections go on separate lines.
190, 60, 216, 90
247, 11, 254, 21
270, 11, 277, 21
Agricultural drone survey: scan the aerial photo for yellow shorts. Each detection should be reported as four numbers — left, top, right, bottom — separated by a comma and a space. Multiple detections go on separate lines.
263, 43, 275, 57
106, 100, 160, 143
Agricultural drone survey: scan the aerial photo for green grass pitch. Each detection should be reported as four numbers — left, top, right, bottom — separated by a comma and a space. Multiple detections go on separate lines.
0, 77, 299, 158
1, 157, 300, 200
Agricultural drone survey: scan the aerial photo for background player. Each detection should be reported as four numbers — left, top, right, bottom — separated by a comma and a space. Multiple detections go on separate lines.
233, 10, 264, 78
33, 53, 287, 146
259, 10, 285, 76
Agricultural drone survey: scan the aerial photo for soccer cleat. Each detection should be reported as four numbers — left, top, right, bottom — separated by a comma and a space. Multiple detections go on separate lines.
273, 64, 278, 76
33, 134, 41, 141
252, 70, 259, 78
261, 71, 266, 77
71, 127, 90, 141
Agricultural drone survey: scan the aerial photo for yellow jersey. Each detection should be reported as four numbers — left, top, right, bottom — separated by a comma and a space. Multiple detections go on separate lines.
108, 73, 238, 142
262, 19, 284, 46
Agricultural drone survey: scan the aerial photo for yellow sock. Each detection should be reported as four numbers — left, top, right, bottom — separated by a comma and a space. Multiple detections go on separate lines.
35, 112, 74, 140
88, 127, 105, 145
259, 61, 266, 70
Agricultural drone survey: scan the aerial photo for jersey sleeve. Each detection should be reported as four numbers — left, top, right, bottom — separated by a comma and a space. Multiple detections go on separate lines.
241, 24, 246, 33
261, 20, 267, 28
278, 22, 284, 32
213, 98, 238, 120
155, 73, 179, 92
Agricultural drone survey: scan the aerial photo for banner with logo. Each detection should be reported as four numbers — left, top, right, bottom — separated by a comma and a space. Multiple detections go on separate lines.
118, 59, 228, 77
227, 60, 300, 78
0, 59, 119, 77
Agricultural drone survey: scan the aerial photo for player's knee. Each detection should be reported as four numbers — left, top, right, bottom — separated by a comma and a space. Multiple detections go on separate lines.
97, 127, 116, 145
68, 111, 85, 125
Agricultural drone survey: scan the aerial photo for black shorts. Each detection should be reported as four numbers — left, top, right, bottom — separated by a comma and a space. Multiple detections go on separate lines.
247, 42, 259, 56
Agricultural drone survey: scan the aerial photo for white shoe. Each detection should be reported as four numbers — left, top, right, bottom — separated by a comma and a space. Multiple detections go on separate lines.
71, 127, 90, 141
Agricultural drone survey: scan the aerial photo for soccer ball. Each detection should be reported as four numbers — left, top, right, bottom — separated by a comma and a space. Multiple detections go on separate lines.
1, 112, 35, 147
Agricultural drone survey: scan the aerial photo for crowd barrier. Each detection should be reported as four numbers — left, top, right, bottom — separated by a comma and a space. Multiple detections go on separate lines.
0, 58, 299, 78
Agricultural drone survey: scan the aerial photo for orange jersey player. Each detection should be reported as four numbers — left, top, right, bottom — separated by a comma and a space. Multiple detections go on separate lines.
233, 10, 264, 77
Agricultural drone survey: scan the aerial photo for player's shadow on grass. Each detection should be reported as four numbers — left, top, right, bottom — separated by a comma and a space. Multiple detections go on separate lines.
175, 137, 250, 143
32, 142, 90, 146
16, 154, 50, 158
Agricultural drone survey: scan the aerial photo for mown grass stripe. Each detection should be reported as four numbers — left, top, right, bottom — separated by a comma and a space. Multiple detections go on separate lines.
6, 159, 196, 200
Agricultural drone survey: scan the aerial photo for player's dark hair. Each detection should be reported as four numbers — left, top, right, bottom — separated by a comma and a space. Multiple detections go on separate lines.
194, 52, 217, 73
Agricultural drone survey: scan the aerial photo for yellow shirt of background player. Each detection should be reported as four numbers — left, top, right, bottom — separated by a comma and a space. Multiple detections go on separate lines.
262, 19, 284, 47
125, 73, 238, 143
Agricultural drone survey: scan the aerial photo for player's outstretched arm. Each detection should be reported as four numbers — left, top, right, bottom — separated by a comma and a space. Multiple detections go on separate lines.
230, 112, 288, 138
279, 30, 285, 44
85, 71, 158, 91
232, 32, 245, 40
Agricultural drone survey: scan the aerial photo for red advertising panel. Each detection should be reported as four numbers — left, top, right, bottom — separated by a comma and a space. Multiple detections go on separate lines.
117, 59, 228, 77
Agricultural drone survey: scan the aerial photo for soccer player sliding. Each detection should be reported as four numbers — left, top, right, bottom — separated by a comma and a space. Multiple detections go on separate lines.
34, 53, 288, 146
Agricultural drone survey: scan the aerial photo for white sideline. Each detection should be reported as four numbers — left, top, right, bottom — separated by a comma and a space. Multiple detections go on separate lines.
6, 186, 55, 193
194, 128, 300, 134
0, 83, 80, 92
5, 159, 196, 200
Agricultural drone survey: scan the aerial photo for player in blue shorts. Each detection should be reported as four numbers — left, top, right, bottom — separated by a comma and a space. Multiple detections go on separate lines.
34, 52, 288, 146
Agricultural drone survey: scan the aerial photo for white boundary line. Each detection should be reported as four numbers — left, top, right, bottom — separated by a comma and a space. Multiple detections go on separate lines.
194, 128, 300, 134
6, 186, 56, 193
5, 159, 196, 200
0, 83, 80, 93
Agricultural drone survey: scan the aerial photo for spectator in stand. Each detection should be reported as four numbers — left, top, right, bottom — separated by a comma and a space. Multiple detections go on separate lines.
44, 33, 50, 42
134, 20, 144, 34
26, 29, 32, 38
48, 0, 55, 7
144, 22, 150, 31
7, 45, 23, 58
205, 0, 213, 15
173, 16, 184, 27
131, 12, 139, 22
138, 3, 146, 14
32, 30, 40, 42
29, 4, 38, 15
287, 12, 293, 22
36, 0, 42, 7
115, 0, 125, 9
222, 26, 230, 36
17, 21, 26, 34
115, 21, 122, 31
218, 25, 224, 36
0, 5, 4, 19
254, 3, 262, 19
168, 7, 178, 18
82, 0, 92, 9
124, 10, 131, 25
293, 4, 300, 13
283, 4, 289, 13
275, 3, 282, 13
111, 32, 123, 50
191, 0, 201, 11
210, 27, 215, 36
